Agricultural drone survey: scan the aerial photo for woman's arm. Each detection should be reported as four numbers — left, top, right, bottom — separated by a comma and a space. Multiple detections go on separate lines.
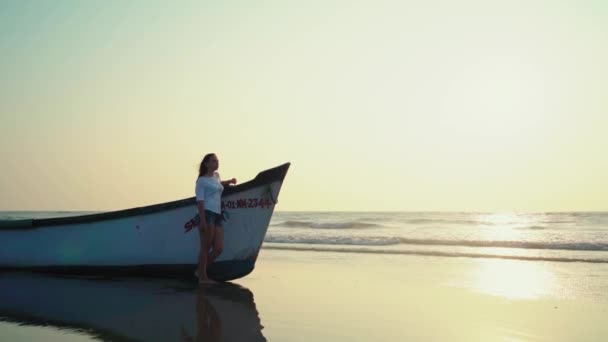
221, 178, 237, 187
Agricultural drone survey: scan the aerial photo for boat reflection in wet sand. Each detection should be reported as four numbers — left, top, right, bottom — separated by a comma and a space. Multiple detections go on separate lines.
0, 272, 265, 341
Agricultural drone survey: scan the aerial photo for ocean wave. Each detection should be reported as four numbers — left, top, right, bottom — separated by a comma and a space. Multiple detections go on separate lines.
265, 236, 400, 246
272, 220, 382, 229
273, 217, 567, 228
0, 212, 94, 220
397, 238, 608, 251
405, 215, 586, 226
264, 236, 608, 252
0, 216, 27, 221
404, 218, 480, 225
262, 245, 608, 264
515, 225, 547, 230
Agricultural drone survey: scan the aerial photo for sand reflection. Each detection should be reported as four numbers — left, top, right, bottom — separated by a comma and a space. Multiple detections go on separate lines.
0, 273, 265, 341
181, 284, 266, 342
181, 288, 223, 342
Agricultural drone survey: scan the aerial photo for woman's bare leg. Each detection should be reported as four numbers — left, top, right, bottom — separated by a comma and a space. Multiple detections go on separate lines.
197, 223, 216, 283
208, 226, 224, 264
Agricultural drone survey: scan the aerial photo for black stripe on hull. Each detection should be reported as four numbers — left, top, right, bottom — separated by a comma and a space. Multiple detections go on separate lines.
0, 260, 255, 282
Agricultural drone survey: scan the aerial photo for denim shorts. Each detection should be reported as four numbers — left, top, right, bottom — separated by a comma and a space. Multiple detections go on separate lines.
204, 210, 224, 226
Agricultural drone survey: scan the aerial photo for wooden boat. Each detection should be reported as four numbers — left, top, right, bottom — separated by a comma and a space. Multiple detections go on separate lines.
0, 272, 265, 341
0, 163, 290, 281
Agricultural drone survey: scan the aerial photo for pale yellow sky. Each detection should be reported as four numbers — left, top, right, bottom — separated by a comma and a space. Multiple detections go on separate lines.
1, 0, 606, 212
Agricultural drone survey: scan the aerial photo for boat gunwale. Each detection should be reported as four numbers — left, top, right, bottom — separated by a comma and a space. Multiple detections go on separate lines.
0, 163, 290, 230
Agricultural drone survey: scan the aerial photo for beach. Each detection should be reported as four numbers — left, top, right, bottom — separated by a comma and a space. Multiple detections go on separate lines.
2, 247, 608, 341
241, 249, 608, 342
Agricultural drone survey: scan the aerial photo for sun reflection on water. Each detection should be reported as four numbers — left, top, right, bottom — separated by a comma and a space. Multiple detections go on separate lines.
471, 259, 555, 300
474, 212, 546, 244
475, 212, 549, 226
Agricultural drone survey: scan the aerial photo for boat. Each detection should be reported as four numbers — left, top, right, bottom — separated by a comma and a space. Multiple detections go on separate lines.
0, 163, 290, 281
0, 272, 266, 341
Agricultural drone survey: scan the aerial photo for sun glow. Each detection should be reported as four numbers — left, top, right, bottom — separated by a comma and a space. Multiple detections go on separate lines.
1, 1, 607, 211
437, 55, 549, 150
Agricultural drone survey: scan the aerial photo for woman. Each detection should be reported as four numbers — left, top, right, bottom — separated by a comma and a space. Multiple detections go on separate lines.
194, 153, 237, 284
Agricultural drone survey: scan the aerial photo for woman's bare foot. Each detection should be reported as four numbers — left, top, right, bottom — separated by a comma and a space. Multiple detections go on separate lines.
195, 270, 216, 284
198, 278, 216, 285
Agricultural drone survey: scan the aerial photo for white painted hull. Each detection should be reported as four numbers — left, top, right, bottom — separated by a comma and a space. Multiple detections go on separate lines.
0, 163, 289, 280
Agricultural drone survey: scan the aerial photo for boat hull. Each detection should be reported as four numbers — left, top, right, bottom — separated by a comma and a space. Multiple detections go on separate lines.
0, 163, 289, 281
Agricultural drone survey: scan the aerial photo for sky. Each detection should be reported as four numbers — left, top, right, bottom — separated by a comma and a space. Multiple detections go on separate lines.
1, 0, 607, 212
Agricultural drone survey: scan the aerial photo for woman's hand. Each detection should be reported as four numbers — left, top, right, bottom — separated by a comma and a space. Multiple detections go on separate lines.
199, 221, 208, 232
221, 178, 237, 187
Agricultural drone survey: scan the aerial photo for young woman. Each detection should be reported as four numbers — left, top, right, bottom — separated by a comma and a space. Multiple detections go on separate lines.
194, 153, 237, 284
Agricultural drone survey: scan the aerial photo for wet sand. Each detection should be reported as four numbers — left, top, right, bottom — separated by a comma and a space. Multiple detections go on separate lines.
236, 249, 608, 342
1, 249, 607, 341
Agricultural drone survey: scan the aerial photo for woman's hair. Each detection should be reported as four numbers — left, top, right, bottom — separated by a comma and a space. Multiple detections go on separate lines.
198, 153, 216, 178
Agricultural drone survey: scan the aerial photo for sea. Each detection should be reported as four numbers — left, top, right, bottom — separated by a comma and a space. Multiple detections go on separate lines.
266, 211, 608, 264
1, 211, 608, 341
2, 211, 608, 264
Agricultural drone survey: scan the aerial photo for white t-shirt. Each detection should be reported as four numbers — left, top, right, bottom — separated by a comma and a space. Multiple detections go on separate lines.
195, 172, 224, 214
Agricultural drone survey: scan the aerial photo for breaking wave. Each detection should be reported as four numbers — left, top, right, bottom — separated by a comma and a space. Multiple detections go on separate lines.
264, 236, 608, 252
273, 220, 382, 229
262, 244, 608, 264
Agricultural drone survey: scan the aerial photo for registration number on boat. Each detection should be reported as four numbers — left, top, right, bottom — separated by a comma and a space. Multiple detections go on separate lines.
222, 198, 273, 210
